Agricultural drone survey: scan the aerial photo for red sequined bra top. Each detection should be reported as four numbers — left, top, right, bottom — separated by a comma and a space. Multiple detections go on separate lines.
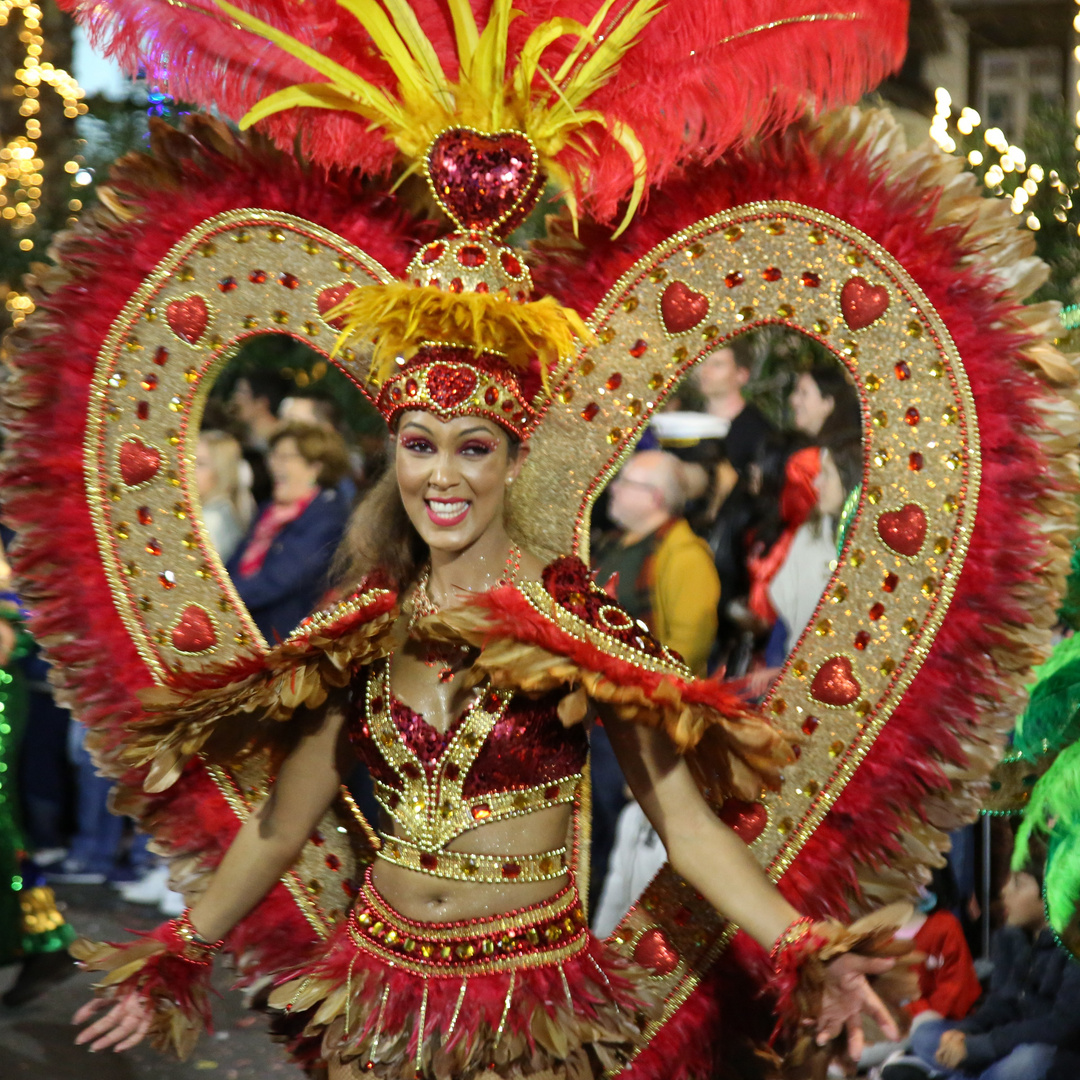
347, 657, 588, 884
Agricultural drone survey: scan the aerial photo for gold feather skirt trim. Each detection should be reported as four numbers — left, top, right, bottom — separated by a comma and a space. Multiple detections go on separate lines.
270, 871, 657, 1080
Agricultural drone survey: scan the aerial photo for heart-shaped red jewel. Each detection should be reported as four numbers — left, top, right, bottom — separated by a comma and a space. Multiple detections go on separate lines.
117, 438, 162, 487
166, 295, 210, 345
718, 799, 768, 843
660, 280, 710, 335
427, 129, 538, 231
840, 276, 889, 330
877, 504, 928, 557
317, 283, 357, 329
810, 656, 861, 707
633, 927, 680, 977
427, 363, 479, 409
171, 605, 217, 653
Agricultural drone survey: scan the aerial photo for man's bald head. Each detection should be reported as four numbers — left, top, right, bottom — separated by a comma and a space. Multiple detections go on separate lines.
624, 451, 685, 513
608, 451, 688, 538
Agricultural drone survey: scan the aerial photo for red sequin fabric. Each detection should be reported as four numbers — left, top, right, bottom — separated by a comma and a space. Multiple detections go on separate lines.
347, 683, 588, 797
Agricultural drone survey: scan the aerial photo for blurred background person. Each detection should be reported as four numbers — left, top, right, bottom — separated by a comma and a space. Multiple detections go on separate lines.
590, 450, 721, 914
789, 364, 862, 445
227, 421, 351, 643
892, 837, 1080, 1080
196, 429, 255, 564
0, 549, 77, 1007
595, 449, 720, 675
229, 367, 289, 504
862, 864, 981, 1075
696, 340, 775, 478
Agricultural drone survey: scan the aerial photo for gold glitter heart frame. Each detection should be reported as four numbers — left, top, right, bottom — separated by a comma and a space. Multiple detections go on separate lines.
4, 109, 1077, 1061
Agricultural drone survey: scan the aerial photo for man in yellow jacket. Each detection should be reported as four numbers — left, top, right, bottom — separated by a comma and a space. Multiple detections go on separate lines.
590, 450, 723, 913
595, 450, 721, 676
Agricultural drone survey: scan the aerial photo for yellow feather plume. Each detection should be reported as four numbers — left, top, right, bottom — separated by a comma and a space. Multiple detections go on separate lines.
330, 282, 593, 386
212, 0, 665, 233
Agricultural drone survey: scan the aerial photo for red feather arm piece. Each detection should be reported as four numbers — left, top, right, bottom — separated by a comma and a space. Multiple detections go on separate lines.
60, 0, 907, 223
534, 107, 1078, 1069
427, 555, 797, 803
130, 584, 401, 792
0, 116, 427, 1011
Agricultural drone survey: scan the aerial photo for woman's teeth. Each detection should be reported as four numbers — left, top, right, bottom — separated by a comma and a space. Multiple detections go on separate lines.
426, 499, 469, 523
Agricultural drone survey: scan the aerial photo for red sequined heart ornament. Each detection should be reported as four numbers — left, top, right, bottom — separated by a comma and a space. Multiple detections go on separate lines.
317, 283, 357, 329
171, 605, 217, 653
166, 295, 210, 345
840, 276, 890, 330
877, 504, 928, 557
427, 129, 538, 232
427, 364, 479, 409
810, 656, 861, 707
660, 280, 710, 334
118, 438, 162, 487
633, 927, 680, 976
718, 799, 768, 843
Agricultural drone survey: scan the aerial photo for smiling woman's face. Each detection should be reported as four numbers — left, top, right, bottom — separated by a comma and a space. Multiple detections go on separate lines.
395, 411, 525, 554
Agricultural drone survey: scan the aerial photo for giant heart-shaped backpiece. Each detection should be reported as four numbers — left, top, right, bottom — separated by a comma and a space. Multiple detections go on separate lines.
427, 129, 538, 231
877, 504, 928, 557
317, 283, 357, 329
660, 280, 710, 334
718, 799, 768, 843
118, 437, 162, 487
166, 295, 210, 345
171, 605, 217, 653
840, 276, 889, 330
810, 656, 861, 707
633, 927, 680, 976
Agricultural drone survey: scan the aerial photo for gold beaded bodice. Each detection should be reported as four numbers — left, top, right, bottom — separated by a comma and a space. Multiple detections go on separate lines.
348, 657, 587, 883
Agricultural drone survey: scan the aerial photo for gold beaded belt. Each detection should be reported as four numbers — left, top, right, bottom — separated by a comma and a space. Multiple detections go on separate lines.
377, 832, 569, 884
349, 869, 588, 975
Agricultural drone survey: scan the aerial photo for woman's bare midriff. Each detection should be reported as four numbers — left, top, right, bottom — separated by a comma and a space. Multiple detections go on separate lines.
370, 803, 573, 922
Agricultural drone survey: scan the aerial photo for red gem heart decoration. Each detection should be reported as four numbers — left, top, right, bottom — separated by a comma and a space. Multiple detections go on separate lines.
427, 129, 538, 231
171, 605, 217, 653
633, 927, 680, 977
427, 364, 479, 410
118, 438, 162, 488
317, 283, 357, 329
166, 295, 210, 345
840, 276, 890, 330
660, 280, 710, 335
718, 799, 768, 843
877, 504, 928, 558
810, 656, 861, 707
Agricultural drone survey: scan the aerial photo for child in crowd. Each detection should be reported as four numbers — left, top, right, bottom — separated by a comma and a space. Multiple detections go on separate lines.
883, 839, 1080, 1080
866, 865, 981, 1075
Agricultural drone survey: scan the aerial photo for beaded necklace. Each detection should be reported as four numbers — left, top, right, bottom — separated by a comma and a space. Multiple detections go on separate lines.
408, 543, 521, 682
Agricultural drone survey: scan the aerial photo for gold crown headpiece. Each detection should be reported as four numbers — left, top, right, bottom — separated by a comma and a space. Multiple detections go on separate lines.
325, 127, 591, 437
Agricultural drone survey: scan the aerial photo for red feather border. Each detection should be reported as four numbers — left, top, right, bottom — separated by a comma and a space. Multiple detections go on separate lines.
536, 108, 1079, 1066
0, 117, 428, 993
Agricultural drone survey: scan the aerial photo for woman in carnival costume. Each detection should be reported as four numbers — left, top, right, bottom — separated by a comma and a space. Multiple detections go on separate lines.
4, 1, 1079, 1077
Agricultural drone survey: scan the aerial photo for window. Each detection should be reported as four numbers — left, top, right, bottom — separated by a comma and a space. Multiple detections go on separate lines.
977, 46, 1063, 142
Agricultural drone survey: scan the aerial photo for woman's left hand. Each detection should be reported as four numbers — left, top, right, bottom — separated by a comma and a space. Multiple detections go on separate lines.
814, 951, 898, 1060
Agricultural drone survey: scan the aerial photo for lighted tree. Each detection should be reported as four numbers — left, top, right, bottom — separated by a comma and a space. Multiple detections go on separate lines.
0, 0, 87, 327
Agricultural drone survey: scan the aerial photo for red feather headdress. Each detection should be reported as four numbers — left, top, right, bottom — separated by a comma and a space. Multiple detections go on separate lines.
65, 0, 909, 225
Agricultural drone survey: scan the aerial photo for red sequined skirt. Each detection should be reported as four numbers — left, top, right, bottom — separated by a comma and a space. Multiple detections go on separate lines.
270, 868, 655, 1080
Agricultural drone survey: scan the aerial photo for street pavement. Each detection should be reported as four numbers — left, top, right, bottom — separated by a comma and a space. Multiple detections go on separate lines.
0, 883, 297, 1079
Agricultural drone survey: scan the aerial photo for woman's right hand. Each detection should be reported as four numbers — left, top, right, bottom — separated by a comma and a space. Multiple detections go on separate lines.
73, 992, 152, 1052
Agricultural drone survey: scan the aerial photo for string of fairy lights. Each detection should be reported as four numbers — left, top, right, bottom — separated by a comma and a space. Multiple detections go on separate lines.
0, 0, 88, 325
929, 88, 1047, 232
929, 3, 1080, 237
